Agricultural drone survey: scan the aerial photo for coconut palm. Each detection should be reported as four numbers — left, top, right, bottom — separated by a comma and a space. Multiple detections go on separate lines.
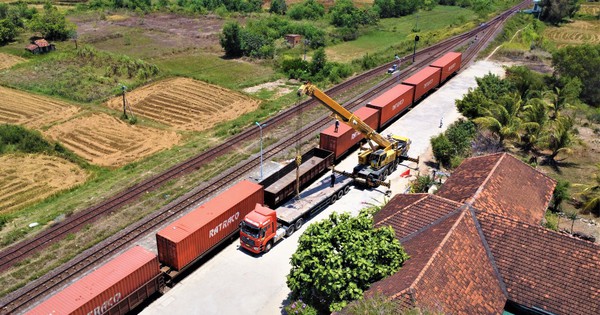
576, 164, 600, 215
545, 78, 580, 120
473, 93, 522, 146
539, 115, 577, 164
520, 97, 549, 152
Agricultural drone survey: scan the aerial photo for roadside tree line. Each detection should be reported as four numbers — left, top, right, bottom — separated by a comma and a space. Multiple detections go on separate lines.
0, 1, 74, 45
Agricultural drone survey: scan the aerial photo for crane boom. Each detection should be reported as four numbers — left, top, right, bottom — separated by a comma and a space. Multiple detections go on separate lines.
297, 83, 393, 149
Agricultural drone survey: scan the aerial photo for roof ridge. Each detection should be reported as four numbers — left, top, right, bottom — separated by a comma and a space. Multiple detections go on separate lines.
466, 153, 506, 205
407, 208, 469, 290
504, 153, 558, 185
477, 210, 600, 249
377, 194, 429, 226
467, 205, 508, 297
399, 203, 465, 244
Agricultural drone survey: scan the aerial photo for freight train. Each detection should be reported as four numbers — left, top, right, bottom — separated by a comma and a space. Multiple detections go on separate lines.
25, 52, 461, 315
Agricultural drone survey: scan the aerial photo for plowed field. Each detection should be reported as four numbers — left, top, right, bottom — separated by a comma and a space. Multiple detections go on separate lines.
545, 20, 600, 47
106, 77, 260, 131
0, 86, 79, 128
0, 154, 87, 214
0, 53, 25, 70
45, 114, 180, 167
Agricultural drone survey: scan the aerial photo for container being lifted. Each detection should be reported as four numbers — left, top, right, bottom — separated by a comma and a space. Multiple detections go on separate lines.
241, 171, 353, 254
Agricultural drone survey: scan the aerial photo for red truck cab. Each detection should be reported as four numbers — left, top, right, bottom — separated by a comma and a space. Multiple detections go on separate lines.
240, 204, 279, 254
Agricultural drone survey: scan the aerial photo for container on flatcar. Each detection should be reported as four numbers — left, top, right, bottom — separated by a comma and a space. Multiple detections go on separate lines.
156, 180, 263, 271
430, 52, 462, 82
402, 66, 441, 101
27, 246, 162, 315
367, 84, 414, 128
319, 106, 379, 159
260, 148, 333, 209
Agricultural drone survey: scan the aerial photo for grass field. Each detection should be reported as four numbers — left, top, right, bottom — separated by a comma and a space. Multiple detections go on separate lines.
325, 6, 478, 62
544, 20, 600, 47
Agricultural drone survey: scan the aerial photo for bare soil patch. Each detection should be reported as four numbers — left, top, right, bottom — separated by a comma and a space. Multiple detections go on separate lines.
74, 13, 224, 55
0, 53, 25, 70
0, 86, 80, 128
0, 154, 88, 214
44, 114, 180, 167
243, 79, 295, 99
106, 77, 260, 131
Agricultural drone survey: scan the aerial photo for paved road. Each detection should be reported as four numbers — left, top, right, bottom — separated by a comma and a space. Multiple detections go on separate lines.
140, 60, 505, 315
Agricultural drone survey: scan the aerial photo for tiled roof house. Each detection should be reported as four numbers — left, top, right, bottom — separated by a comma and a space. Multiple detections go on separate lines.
353, 153, 600, 314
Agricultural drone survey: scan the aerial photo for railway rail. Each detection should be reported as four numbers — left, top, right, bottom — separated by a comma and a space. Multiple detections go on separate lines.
0, 2, 531, 313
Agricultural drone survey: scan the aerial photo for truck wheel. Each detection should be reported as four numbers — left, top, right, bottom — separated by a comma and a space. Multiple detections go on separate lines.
264, 241, 273, 253
337, 190, 344, 199
382, 170, 389, 180
330, 194, 338, 204
286, 225, 295, 237
295, 218, 304, 230
344, 185, 351, 195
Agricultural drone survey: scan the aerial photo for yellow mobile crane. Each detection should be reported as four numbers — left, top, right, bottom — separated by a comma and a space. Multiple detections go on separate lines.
298, 83, 418, 187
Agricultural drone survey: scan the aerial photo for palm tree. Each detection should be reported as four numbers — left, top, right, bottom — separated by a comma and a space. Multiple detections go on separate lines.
540, 115, 577, 164
546, 79, 580, 120
576, 164, 600, 215
474, 93, 522, 146
520, 97, 549, 152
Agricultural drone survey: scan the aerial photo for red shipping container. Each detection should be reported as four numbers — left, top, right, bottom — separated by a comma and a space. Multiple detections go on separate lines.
430, 52, 462, 82
367, 84, 414, 127
320, 106, 379, 159
402, 66, 441, 101
156, 180, 263, 271
27, 246, 160, 315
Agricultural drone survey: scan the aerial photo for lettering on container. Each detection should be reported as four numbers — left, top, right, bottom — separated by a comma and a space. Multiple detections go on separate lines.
209, 212, 240, 238
392, 99, 405, 110
351, 131, 361, 140
423, 79, 434, 89
448, 63, 456, 71
87, 292, 121, 315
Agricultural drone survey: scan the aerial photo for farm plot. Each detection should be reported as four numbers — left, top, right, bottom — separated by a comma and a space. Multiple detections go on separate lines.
545, 20, 600, 47
105, 77, 260, 131
0, 53, 25, 70
0, 154, 87, 214
0, 86, 79, 128
44, 114, 180, 167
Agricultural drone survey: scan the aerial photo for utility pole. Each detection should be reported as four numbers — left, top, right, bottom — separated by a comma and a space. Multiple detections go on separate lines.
121, 85, 127, 119
412, 35, 420, 63
395, 54, 401, 83
255, 122, 266, 181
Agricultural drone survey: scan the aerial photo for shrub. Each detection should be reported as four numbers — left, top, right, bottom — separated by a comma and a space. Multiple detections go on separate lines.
288, 0, 325, 20
544, 210, 559, 231
431, 134, 453, 167
410, 174, 435, 193
284, 300, 318, 315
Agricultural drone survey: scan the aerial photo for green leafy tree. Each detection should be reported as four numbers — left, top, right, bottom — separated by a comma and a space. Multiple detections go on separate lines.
287, 209, 408, 313
220, 21, 242, 57
539, 115, 577, 163
473, 93, 523, 146
374, 0, 419, 18
456, 73, 513, 119
539, 0, 579, 25
545, 77, 581, 119
310, 47, 326, 75
431, 133, 453, 168
520, 97, 549, 152
550, 180, 570, 212
288, 0, 325, 20
0, 18, 17, 44
269, 0, 287, 15
505, 65, 545, 101
29, 2, 75, 40
575, 164, 600, 215
552, 44, 600, 106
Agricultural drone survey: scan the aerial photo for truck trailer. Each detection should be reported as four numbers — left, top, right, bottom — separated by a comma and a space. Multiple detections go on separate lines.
240, 173, 353, 254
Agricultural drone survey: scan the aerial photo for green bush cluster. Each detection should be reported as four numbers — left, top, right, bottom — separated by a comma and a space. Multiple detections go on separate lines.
288, 0, 325, 21
430, 119, 476, 168
280, 49, 352, 84
86, 0, 262, 14
0, 1, 36, 44
284, 300, 318, 315
221, 17, 326, 58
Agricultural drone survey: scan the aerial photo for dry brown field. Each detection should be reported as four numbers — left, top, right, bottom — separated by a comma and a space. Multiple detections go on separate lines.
0, 154, 88, 214
44, 114, 181, 167
545, 20, 600, 47
105, 77, 260, 131
0, 53, 25, 70
579, 3, 600, 16
0, 86, 80, 128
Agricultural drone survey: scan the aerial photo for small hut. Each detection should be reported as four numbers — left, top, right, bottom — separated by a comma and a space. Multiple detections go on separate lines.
25, 39, 56, 54
284, 34, 302, 47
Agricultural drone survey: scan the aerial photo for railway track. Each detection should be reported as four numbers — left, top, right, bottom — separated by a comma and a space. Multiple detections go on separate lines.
0, 2, 531, 313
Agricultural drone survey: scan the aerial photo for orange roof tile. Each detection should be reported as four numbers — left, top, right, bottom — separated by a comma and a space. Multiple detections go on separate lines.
477, 211, 600, 315
437, 153, 556, 225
